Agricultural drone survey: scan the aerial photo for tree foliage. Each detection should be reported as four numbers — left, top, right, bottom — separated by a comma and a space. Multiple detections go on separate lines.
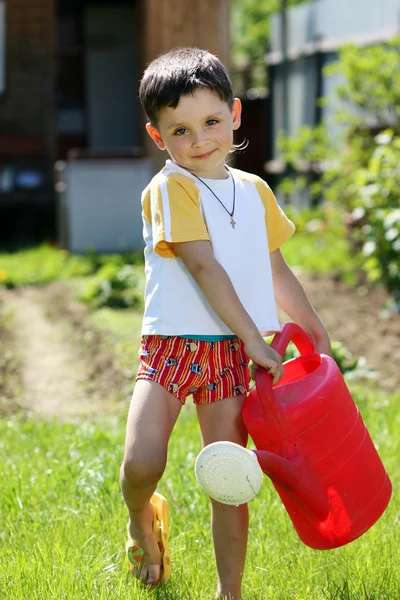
231, 0, 309, 69
279, 38, 400, 308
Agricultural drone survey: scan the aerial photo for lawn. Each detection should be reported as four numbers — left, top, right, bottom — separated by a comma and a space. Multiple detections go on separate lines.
0, 230, 398, 599
0, 380, 398, 599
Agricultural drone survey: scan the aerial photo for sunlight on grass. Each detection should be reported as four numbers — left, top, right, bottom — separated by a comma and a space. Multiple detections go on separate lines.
0, 224, 397, 599
0, 245, 93, 287
0, 214, 357, 294
0, 384, 398, 599
0, 245, 145, 289
281, 231, 359, 278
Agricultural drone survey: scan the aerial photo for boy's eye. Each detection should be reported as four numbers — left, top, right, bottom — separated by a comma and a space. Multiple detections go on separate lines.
206, 119, 218, 126
174, 128, 187, 136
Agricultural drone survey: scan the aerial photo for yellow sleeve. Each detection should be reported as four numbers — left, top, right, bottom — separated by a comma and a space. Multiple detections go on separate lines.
144, 172, 210, 258
254, 178, 295, 253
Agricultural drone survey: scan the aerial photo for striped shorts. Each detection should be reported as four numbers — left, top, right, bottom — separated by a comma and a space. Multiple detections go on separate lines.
136, 335, 250, 405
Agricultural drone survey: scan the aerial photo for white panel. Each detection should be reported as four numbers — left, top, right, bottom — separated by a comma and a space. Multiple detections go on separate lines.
316, 0, 400, 39
64, 159, 153, 253
270, 0, 400, 53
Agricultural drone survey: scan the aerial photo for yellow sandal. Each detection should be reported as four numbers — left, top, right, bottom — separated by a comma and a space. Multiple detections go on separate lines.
126, 492, 171, 585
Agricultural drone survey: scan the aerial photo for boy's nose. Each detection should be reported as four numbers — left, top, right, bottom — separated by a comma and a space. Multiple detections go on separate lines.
192, 131, 207, 148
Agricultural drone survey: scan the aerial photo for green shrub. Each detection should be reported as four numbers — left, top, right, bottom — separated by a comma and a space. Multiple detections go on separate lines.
0, 245, 93, 288
354, 132, 400, 308
80, 263, 142, 309
0, 245, 145, 290
282, 339, 373, 379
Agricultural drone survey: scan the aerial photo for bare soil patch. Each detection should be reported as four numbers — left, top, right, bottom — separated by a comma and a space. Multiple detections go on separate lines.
295, 274, 400, 390
0, 299, 22, 414
1, 274, 398, 419
2, 283, 130, 419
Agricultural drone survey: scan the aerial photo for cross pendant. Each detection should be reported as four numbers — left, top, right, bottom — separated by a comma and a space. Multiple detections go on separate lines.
230, 217, 236, 229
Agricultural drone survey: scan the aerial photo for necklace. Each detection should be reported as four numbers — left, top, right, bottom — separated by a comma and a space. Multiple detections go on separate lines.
192, 171, 236, 229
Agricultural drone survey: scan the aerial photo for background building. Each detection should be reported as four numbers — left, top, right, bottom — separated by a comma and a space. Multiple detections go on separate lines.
0, 0, 230, 249
265, 0, 400, 200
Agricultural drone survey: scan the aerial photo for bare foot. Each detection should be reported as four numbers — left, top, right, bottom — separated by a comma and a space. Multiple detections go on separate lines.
127, 504, 162, 585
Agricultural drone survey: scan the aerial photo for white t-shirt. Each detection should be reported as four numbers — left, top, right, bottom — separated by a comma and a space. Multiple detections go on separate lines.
140, 159, 295, 336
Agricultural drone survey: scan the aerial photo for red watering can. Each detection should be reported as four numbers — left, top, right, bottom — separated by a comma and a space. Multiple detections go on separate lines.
242, 323, 392, 550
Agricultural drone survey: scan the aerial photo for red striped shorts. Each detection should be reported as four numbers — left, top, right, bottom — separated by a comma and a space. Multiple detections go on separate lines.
136, 335, 250, 405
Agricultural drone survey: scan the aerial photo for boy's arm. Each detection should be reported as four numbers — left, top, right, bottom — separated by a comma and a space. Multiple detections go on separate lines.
173, 239, 284, 383
270, 249, 332, 356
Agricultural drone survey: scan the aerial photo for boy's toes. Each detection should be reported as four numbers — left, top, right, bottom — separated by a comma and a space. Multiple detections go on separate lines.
127, 541, 162, 586
142, 564, 161, 586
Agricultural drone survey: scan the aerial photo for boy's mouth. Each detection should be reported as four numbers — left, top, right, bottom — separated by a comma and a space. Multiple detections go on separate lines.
192, 149, 215, 159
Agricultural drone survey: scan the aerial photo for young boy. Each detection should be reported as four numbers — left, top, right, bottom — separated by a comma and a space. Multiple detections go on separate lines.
120, 47, 331, 600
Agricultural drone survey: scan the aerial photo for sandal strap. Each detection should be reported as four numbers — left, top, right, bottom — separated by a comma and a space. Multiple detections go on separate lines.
127, 520, 162, 566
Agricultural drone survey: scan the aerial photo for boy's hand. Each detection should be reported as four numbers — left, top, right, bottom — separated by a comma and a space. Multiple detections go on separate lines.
244, 338, 284, 385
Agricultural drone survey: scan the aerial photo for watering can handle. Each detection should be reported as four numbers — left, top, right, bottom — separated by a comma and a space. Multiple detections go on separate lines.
271, 323, 315, 358
255, 324, 315, 423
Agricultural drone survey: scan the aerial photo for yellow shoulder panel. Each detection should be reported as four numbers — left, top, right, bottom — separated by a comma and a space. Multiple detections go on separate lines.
234, 170, 295, 252
150, 171, 210, 258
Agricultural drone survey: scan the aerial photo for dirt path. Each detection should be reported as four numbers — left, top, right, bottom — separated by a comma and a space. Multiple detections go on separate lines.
2, 275, 399, 420
4, 284, 128, 419
8, 287, 95, 418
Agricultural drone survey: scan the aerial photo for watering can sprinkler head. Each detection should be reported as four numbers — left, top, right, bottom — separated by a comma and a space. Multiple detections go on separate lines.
195, 438, 330, 520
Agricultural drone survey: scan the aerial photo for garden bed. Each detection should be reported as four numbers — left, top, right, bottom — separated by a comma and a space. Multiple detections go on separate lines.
295, 274, 400, 390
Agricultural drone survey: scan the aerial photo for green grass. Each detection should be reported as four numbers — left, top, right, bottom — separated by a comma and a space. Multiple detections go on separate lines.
0, 213, 357, 292
0, 229, 396, 598
0, 245, 144, 289
0, 384, 398, 600
279, 206, 361, 280
280, 229, 362, 280
0, 245, 94, 287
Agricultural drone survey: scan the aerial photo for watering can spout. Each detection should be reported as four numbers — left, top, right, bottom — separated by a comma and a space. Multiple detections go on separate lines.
253, 449, 330, 521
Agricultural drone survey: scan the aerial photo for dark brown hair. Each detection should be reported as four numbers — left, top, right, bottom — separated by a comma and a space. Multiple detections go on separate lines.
139, 47, 234, 126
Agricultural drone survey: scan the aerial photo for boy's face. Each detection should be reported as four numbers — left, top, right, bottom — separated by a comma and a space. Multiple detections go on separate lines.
146, 88, 242, 179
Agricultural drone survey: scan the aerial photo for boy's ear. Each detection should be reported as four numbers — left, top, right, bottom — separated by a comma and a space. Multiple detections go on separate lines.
232, 98, 242, 131
146, 123, 166, 150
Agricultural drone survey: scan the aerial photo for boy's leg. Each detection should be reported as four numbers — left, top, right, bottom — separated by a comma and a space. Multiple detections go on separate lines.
120, 379, 182, 585
196, 394, 248, 600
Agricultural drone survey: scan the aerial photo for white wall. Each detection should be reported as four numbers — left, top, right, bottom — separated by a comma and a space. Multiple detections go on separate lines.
61, 159, 153, 253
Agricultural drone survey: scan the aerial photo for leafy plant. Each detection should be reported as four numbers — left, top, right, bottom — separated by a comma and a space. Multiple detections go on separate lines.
0, 245, 145, 290
0, 244, 94, 288
80, 263, 142, 309
231, 0, 310, 91
356, 132, 400, 307
282, 339, 373, 380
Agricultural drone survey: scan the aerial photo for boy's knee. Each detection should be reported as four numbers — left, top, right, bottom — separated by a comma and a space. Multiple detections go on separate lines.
120, 454, 166, 489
